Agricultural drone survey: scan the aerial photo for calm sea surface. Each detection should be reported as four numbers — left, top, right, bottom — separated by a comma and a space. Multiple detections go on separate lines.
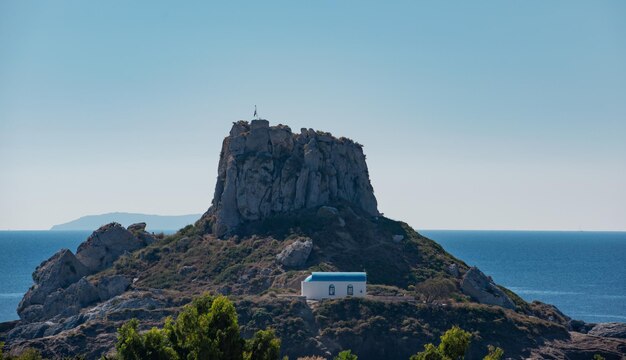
422, 230, 626, 324
0, 230, 625, 323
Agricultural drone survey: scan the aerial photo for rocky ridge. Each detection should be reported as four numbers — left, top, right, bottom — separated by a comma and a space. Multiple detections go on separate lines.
203, 120, 379, 236
16, 222, 155, 322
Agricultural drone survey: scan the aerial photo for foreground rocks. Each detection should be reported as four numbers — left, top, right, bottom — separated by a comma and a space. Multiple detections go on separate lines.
530, 331, 626, 359
204, 120, 380, 236
461, 267, 516, 309
5, 290, 185, 359
16, 223, 153, 322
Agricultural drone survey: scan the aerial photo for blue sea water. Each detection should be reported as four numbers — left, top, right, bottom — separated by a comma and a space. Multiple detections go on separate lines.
0, 230, 624, 324
422, 230, 626, 324
0, 231, 89, 323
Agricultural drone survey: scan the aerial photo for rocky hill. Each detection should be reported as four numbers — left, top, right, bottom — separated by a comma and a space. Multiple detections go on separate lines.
204, 120, 379, 237
2, 121, 625, 359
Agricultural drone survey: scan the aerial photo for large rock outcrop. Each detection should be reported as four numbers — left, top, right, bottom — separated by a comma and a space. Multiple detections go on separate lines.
17, 249, 91, 322
76, 223, 151, 273
461, 267, 516, 309
17, 223, 150, 322
205, 120, 379, 236
588, 323, 626, 339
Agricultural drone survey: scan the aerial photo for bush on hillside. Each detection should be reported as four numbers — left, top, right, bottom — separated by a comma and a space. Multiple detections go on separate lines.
333, 350, 357, 360
0, 345, 43, 360
244, 329, 281, 360
409, 326, 505, 360
482, 345, 504, 360
413, 278, 457, 303
113, 294, 280, 360
410, 326, 471, 360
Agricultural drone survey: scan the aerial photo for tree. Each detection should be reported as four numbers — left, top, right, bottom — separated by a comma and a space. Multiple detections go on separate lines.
409, 343, 446, 360
245, 329, 281, 360
438, 326, 471, 360
207, 296, 244, 360
162, 294, 244, 360
334, 350, 358, 360
482, 345, 503, 360
409, 326, 472, 360
593, 355, 606, 360
414, 278, 456, 303
115, 319, 177, 360
115, 294, 277, 360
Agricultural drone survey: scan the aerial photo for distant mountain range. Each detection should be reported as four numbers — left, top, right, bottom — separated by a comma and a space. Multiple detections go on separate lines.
50, 212, 202, 231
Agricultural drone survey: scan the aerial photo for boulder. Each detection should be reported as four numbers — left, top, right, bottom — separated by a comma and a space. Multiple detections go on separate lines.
588, 323, 626, 339
75, 223, 147, 273
392, 235, 404, 243
127, 222, 147, 232
127, 222, 157, 246
276, 238, 313, 267
204, 121, 379, 236
95, 275, 131, 301
461, 267, 515, 309
41, 278, 100, 319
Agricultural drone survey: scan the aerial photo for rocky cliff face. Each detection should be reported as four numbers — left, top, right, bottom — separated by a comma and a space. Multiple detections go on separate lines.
204, 120, 379, 236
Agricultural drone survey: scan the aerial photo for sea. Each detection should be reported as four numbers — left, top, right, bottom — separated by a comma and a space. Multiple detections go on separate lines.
0, 230, 625, 324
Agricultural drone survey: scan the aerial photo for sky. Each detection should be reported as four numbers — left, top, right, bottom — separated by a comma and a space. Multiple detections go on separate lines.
1, 1, 625, 231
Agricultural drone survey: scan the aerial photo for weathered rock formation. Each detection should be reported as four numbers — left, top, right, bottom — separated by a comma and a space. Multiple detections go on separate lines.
16, 249, 91, 322
588, 323, 626, 339
17, 223, 150, 322
204, 120, 379, 236
276, 237, 313, 267
461, 267, 516, 309
76, 222, 153, 273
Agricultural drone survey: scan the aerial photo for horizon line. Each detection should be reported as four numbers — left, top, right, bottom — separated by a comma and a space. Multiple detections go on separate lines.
1, 227, 625, 233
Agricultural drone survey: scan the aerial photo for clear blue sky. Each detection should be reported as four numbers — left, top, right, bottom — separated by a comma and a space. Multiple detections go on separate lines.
1, 1, 625, 230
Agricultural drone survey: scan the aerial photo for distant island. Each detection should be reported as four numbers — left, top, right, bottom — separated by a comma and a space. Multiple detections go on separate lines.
50, 212, 201, 231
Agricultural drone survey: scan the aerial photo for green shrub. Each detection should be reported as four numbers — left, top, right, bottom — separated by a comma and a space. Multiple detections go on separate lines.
410, 343, 445, 360
333, 350, 357, 360
409, 325, 471, 360
438, 326, 471, 359
116, 319, 177, 360
414, 278, 456, 303
0, 344, 43, 360
114, 294, 281, 360
482, 345, 503, 360
244, 329, 281, 360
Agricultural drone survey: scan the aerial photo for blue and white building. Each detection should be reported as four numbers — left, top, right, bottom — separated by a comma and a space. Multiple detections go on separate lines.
301, 272, 367, 300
